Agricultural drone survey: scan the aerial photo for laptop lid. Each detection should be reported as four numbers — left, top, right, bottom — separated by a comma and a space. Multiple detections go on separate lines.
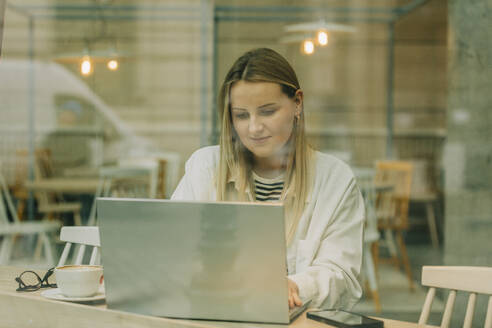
97, 198, 291, 324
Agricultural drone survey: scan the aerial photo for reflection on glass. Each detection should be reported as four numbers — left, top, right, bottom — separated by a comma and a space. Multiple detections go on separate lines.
107, 59, 118, 71
80, 56, 92, 76
316, 30, 328, 46
189, 205, 245, 315
302, 39, 315, 55
3, 1, 489, 322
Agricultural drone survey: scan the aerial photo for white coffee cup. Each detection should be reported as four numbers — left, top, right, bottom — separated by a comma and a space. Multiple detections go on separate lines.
55, 265, 103, 298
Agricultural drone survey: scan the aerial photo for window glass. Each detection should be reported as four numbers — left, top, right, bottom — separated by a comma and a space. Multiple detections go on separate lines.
0, 2, 490, 324
55, 94, 98, 128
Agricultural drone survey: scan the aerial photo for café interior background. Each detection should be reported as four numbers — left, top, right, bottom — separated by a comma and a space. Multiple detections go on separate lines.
1, 0, 491, 324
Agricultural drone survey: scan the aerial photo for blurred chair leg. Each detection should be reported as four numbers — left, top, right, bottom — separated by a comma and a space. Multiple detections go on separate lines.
364, 280, 372, 298
371, 289, 381, 314
17, 199, 26, 221
371, 241, 379, 280
395, 230, 414, 291
33, 234, 43, 260
40, 232, 55, 267
74, 211, 82, 226
0, 236, 14, 265
384, 229, 400, 269
425, 201, 439, 248
364, 245, 381, 313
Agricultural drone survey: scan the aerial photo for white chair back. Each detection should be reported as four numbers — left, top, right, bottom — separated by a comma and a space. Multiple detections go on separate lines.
0, 164, 20, 225
1, 164, 60, 266
419, 266, 492, 328
58, 226, 101, 267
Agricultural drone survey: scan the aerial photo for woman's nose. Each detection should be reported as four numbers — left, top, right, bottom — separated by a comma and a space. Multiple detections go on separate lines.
249, 116, 264, 134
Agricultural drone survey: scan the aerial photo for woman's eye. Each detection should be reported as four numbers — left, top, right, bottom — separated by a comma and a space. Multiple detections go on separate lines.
234, 113, 248, 119
260, 109, 276, 116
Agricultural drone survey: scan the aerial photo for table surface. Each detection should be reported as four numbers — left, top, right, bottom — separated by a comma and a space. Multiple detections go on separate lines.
24, 178, 100, 193
0, 266, 438, 328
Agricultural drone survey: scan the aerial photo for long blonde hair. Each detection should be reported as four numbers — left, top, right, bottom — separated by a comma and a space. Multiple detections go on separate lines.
216, 48, 311, 244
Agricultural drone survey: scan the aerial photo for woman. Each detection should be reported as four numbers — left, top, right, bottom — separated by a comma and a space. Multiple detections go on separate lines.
172, 48, 364, 310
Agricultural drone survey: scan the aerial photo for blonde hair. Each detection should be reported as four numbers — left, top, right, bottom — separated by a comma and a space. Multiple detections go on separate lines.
216, 48, 311, 244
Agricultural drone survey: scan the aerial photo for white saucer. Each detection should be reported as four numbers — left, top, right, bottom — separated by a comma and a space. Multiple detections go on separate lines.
41, 288, 105, 302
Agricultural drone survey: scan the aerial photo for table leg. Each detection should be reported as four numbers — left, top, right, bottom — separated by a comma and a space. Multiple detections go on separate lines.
384, 229, 399, 268
425, 201, 439, 248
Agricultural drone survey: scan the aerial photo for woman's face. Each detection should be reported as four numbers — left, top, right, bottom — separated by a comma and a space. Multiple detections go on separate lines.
230, 81, 302, 164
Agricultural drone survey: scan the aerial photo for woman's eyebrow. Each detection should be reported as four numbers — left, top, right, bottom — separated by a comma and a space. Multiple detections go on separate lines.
231, 103, 277, 111
257, 103, 277, 109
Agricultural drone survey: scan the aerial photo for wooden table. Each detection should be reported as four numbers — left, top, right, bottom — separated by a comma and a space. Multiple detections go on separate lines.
0, 266, 438, 328
24, 178, 100, 194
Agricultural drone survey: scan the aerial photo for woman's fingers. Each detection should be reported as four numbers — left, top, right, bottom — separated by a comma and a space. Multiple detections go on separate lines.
287, 278, 302, 309
288, 290, 302, 308
293, 292, 303, 307
288, 292, 295, 308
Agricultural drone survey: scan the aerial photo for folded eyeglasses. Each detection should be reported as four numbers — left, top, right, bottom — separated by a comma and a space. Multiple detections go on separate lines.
15, 268, 57, 292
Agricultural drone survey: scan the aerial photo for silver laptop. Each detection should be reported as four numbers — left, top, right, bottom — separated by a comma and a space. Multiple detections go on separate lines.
97, 198, 309, 324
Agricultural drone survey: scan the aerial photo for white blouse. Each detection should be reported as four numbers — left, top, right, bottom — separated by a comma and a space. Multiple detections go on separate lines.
171, 145, 364, 309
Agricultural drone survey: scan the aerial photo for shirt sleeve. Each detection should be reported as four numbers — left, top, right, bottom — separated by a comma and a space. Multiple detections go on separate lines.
288, 178, 364, 309
171, 149, 215, 201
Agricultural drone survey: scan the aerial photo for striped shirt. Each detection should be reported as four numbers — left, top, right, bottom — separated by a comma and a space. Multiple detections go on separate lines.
253, 172, 284, 202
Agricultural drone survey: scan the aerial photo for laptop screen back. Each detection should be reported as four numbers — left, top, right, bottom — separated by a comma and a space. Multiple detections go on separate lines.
97, 198, 290, 324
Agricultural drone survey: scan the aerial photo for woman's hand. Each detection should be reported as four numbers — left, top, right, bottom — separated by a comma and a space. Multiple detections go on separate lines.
287, 278, 303, 309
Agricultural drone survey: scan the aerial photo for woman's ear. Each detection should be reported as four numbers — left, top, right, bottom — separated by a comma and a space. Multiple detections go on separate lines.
294, 89, 304, 115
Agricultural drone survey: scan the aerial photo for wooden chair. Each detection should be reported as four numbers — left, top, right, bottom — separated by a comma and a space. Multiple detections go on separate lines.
57, 226, 101, 267
354, 167, 381, 313
0, 165, 61, 266
419, 266, 492, 328
13, 149, 82, 225
87, 166, 154, 225
374, 160, 414, 291
34, 149, 82, 225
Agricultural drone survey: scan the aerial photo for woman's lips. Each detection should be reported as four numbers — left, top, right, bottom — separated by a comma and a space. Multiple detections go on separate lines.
250, 136, 271, 144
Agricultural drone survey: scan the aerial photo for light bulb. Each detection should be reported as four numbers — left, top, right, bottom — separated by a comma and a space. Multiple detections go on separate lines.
317, 30, 329, 46
107, 59, 119, 71
80, 56, 92, 76
302, 39, 315, 55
